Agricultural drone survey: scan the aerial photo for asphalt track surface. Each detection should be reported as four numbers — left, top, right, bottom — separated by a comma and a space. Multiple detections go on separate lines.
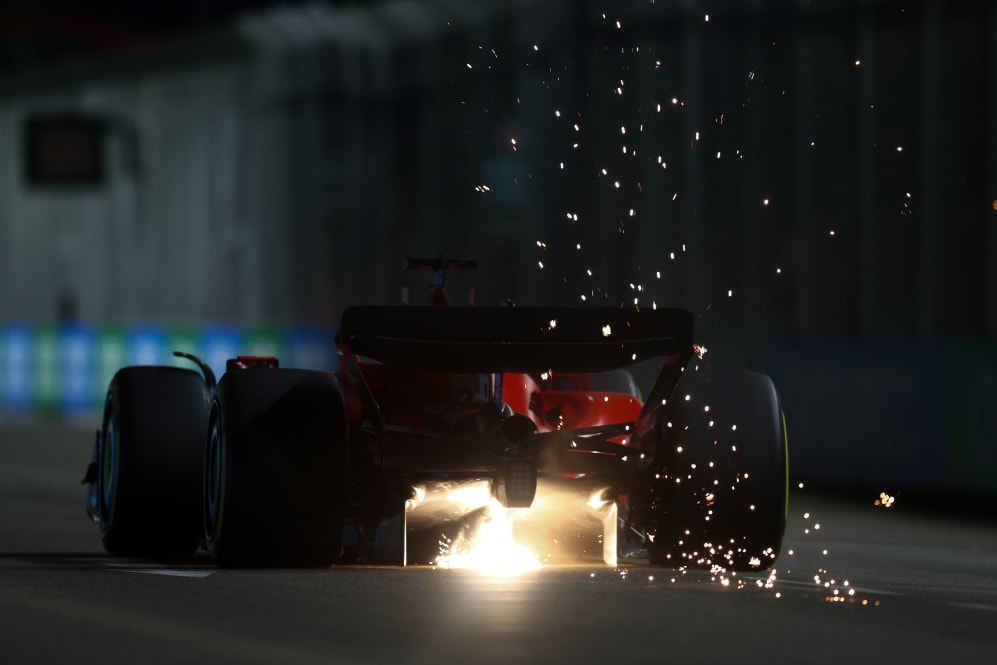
2, 417, 996, 664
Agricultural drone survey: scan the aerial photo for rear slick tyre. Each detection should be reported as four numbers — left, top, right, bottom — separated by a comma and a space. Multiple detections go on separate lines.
645, 367, 788, 572
98, 366, 209, 557
204, 368, 348, 568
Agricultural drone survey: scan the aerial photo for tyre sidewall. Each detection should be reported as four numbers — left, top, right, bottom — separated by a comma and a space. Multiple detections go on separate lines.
647, 367, 787, 570
98, 366, 209, 557
206, 368, 348, 568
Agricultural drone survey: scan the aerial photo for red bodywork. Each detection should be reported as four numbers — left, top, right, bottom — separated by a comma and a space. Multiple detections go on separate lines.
323, 259, 695, 564
340, 367, 642, 441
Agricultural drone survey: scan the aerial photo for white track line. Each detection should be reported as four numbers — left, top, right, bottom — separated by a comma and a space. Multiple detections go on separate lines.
948, 602, 997, 613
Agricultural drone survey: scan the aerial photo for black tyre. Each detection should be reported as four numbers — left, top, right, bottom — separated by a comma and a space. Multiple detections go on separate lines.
98, 366, 210, 557
645, 367, 788, 571
204, 368, 348, 568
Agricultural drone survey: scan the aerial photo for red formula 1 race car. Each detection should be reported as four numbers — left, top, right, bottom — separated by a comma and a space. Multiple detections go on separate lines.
84, 258, 788, 571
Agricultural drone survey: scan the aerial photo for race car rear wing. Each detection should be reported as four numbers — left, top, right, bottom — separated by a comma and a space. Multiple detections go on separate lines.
338, 305, 693, 373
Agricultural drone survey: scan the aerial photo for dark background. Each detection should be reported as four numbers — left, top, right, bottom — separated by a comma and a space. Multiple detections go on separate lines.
2, 0, 993, 339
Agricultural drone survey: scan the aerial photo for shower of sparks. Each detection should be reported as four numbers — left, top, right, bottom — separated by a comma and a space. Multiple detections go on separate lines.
452, 12, 891, 610
435, 502, 541, 575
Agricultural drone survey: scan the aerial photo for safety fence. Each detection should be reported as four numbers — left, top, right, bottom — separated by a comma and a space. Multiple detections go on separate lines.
0, 323, 337, 416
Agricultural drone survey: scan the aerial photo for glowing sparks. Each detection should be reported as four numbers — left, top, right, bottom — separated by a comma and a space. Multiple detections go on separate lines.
874, 492, 896, 508
601, 324, 612, 337
586, 489, 610, 511
435, 503, 541, 575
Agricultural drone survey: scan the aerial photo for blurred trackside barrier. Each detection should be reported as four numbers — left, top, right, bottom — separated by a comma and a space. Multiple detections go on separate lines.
766, 343, 997, 497
0, 324, 336, 416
